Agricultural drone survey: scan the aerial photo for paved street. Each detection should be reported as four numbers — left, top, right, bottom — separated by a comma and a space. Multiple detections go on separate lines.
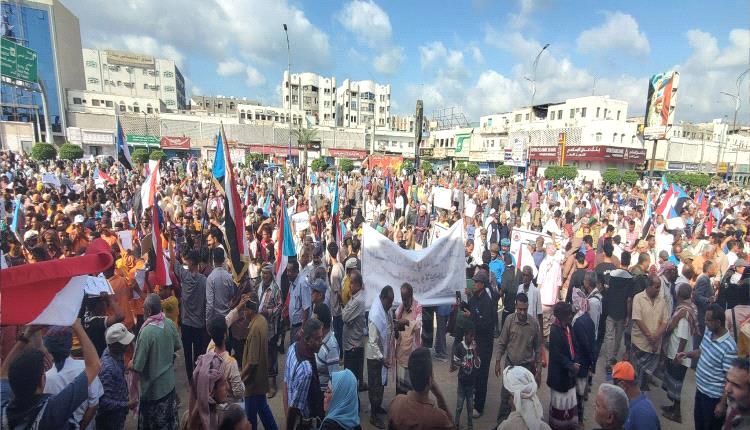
127, 336, 696, 429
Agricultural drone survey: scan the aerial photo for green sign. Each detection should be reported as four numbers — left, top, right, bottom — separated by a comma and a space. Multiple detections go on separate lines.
1, 38, 38, 83
455, 134, 471, 155
126, 134, 159, 146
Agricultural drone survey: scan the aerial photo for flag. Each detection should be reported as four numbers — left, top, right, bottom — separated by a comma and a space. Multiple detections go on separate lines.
116, 116, 133, 170
148, 160, 170, 286
331, 172, 341, 244
695, 191, 709, 214
641, 195, 654, 238
10, 196, 22, 241
274, 198, 297, 286
590, 199, 598, 217
133, 162, 160, 217
661, 174, 669, 192
706, 212, 715, 236
656, 183, 689, 230
1, 239, 114, 325
262, 193, 271, 217
212, 125, 247, 281
93, 167, 116, 185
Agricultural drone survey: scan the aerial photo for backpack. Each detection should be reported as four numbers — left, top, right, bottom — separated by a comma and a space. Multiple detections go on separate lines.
1, 398, 49, 430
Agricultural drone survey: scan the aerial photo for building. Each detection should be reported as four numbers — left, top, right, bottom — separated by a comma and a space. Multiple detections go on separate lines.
336, 79, 391, 129
83, 48, 186, 110
1, 0, 84, 144
281, 71, 336, 126
190, 95, 250, 115
237, 101, 305, 126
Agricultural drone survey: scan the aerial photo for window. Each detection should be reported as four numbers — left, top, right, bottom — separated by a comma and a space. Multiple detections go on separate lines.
604, 108, 608, 119
620, 134, 624, 144
85, 60, 98, 68
617, 111, 621, 120
164, 86, 175, 92
91, 99, 100, 106
352, 116, 357, 123
612, 133, 617, 143
596, 107, 600, 118
515, 114, 522, 122
557, 110, 563, 120
147, 106, 153, 114
73, 97, 82, 105
217, 103, 223, 109
595, 132, 602, 142
87, 77, 99, 84
240, 111, 246, 119
229, 102, 235, 110
631, 135, 636, 144
143, 83, 149, 90
581, 107, 587, 118
125, 67, 133, 73
163, 71, 174, 78
351, 102, 357, 109
133, 106, 140, 113
166, 100, 176, 106
108, 65, 120, 72
525, 113, 530, 120
105, 100, 113, 108
119, 103, 126, 112
116, 80, 122, 87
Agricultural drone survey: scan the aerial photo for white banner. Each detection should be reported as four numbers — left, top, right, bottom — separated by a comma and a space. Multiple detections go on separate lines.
509, 228, 552, 278
433, 186, 452, 210
363, 220, 465, 307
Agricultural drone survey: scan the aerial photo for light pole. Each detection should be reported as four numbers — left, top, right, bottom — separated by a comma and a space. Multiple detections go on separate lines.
283, 24, 293, 169
526, 43, 550, 109
718, 67, 750, 176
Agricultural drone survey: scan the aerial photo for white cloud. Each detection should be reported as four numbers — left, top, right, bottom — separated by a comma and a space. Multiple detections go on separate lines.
245, 66, 266, 87
469, 45, 484, 63
577, 12, 650, 56
374, 47, 405, 75
419, 41, 468, 80
216, 59, 245, 77
508, 0, 537, 29
337, 0, 392, 48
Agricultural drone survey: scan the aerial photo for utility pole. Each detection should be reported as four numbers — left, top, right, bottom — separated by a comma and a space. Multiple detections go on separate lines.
283, 24, 293, 168
37, 78, 53, 144
718, 67, 749, 178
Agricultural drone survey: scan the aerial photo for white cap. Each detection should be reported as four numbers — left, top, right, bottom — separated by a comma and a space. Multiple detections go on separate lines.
105, 323, 135, 345
74, 214, 84, 224
23, 230, 39, 241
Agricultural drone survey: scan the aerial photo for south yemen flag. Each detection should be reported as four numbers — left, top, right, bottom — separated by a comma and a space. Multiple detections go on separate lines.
116, 116, 133, 170
1, 239, 114, 325
274, 198, 297, 286
212, 124, 247, 281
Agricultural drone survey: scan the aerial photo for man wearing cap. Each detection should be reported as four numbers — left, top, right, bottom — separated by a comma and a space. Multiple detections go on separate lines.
98, 323, 137, 429
289, 249, 313, 342
310, 278, 327, 307
611, 361, 660, 430
466, 270, 495, 418
718, 259, 750, 310
258, 262, 283, 398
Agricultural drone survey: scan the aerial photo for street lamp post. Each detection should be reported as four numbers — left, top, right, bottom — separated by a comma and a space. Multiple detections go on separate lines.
527, 43, 550, 109
283, 24, 293, 170
718, 67, 750, 177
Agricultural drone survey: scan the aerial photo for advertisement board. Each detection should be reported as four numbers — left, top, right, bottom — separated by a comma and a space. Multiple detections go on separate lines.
160, 136, 190, 150
644, 71, 679, 139
529, 145, 646, 164
506, 136, 527, 167
106, 50, 155, 68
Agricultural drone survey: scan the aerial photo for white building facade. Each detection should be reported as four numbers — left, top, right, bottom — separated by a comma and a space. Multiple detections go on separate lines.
82, 48, 187, 110
336, 79, 391, 129
281, 72, 337, 126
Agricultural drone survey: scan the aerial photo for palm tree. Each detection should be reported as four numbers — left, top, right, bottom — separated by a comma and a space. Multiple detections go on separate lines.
292, 127, 319, 185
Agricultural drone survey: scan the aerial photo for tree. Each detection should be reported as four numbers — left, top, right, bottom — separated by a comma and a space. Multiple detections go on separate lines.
496, 165, 513, 178
667, 172, 711, 188
58, 143, 84, 160
544, 165, 578, 180
421, 160, 433, 174
245, 152, 264, 164
602, 168, 622, 184
131, 148, 149, 164
400, 159, 415, 175
464, 162, 480, 177
454, 162, 467, 174
149, 150, 166, 161
311, 158, 329, 172
292, 127, 320, 181
338, 158, 355, 173
621, 170, 639, 186
31, 142, 57, 161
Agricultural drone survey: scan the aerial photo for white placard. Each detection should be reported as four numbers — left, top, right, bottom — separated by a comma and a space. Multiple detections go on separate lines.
291, 211, 310, 232
433, 186, 452, 210
464, 200, 477, 218
84, 273, 114, 296
117, 231, 133, 251
362, 220, 465, 307
509, 228, 552, 278
42, 173, 61, 189
429, 222, 450, 246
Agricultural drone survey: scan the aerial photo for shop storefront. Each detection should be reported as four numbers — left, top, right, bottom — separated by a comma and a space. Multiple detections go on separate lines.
160, 136, 199, 159
529, 145, 647, 181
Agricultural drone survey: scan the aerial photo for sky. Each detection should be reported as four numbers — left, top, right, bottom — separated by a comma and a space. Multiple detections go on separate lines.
65, 0, 750, 124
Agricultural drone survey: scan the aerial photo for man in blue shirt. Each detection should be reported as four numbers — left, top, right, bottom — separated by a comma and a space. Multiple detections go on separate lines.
612, 361, 661, 429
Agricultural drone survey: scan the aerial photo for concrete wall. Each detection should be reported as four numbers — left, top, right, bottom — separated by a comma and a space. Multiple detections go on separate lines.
0, 121, 36, 153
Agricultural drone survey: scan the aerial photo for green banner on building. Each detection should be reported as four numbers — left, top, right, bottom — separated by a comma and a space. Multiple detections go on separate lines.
126, 134, 159, 146
1, 38, 38, 83
455, 133, 471, 157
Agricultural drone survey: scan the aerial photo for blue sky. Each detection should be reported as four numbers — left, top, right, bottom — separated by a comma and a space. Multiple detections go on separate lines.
66, 0, 750, 122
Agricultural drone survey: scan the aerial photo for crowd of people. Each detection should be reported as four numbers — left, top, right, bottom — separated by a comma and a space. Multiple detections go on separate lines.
2, 147, 750, 430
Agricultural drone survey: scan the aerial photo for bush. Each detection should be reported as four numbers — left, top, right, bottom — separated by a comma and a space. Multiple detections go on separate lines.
464, 162, 480, 178
621, 170, 639, 186
31, 142, 57, 161
149, 150, 166, 161
602, 168, 621, 184
544, 165, 578, 180
245, 152, 264, 164
311, 158, 329, 172
58, 143, 84, 160
667, 172, 711, 188
400, 159, 415, 175
131, 148, 149, 164
338, 158, 355, 173
420, 160, 433, 174
496, 165, 513, 178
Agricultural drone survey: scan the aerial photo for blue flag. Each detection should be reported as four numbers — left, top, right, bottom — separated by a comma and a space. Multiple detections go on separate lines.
212, 133, 225, 179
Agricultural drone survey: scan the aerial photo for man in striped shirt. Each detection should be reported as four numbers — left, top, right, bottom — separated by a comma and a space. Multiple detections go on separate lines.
677, 303, 737, 430
312, 303, 340, 392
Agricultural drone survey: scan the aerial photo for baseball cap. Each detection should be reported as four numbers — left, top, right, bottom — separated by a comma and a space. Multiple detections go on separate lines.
106, 323, 135, 345
679, 250, 695, 261
500, 238, 511, 247
310, 278, 327, 294
73, 214, 85, 224
612, 361, 635, 382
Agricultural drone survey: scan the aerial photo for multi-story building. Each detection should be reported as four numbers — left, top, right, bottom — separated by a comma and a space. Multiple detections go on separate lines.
237, 102, 305, 127
190, 95, 248, 115
281, 72, 336, 126
1, 0, 85, 145
83, 48, 186, 110
336, 79, 391, 129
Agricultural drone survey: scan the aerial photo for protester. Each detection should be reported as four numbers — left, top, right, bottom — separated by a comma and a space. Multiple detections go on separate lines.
547, 302, 579, 430
571, 286, 596, 425
171, 247, 209, 382
610, 361, 660, 430
97, 323, 137, 430
394, 282, 423, 394
725, 357, 750, 428
258, 263, 283, 399
467, 269, 495, 419
240, 294, 278, 430
630, 274, 668, 390
497, 365, 550, 430
661, 282, 697, 422
366, 285, 394, 428
206, 248, 237, 325
320, 369, 361, 430
284, 318, 325, 428
206, 316, 245, 406
593, 383, 630, 430
451, 320, 479, 430
218, 404, 252, 430
341, 269, 367, 391
182, 350, 229, 430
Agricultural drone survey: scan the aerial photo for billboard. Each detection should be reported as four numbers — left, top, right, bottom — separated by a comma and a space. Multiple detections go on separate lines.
506, 136, 527, 167
106, 50, 156, 68
644, 71, 679, 139
1, 38, 38, 83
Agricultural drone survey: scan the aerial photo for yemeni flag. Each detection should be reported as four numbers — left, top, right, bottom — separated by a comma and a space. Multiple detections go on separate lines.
706, 212, 715, 236
331, 172, 341, 245
116, 116, 133, 170
274, 198, 297, 286
132, 162, 160, 219
148, 160, 171, 286
93, 167, 116, 185
1, 239, 114, 325
212, 124, 247, 281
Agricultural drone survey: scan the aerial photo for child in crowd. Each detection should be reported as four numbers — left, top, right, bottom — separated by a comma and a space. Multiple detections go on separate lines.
451, 321, 480, 430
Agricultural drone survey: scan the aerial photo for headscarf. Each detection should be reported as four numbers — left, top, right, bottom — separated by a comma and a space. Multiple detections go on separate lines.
571, 288, 589, 323
188, 351, 226, 430
43, 326, 72, 371
502, 366, 544, 430
320, 369, 360, 429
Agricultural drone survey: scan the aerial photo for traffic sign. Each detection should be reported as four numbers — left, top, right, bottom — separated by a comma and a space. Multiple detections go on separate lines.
1, 38, 38, 83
